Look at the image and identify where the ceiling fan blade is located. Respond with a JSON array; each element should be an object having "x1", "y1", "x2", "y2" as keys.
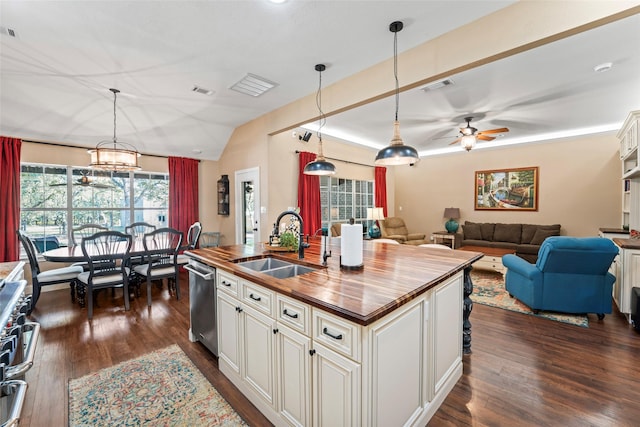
[
  {"x1": 477, "y1": 127, "x2": 509, "y2": 135},
  {"x1": 477, "y1": 135, "x2": 496, "y2": 141},
  {"x1": 448, "y1": 137, "x2": 463, "y2": 146}
]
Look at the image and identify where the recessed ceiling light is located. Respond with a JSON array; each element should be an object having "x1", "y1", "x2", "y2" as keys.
[
  {"x1": 268, "y1": 0, "x2": 287, "y2": 4},
  {"x1": 593, "y1": 62, "x2": 613, "y2": 73},
  {"x1": 192, "y1": 149, "x2": 202, "y2": 154}
]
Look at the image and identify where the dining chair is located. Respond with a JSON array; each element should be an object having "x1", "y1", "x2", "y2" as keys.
[
  {"x1": 17, "y1": 230, "x2": 84, "y2": 311},
  {"x1": 76, "y1": 231, "x2": 133, "y2": 320},
  {"x1": 132, "y1": 228, "x2": 183, "y2": 307},
  {"x1": 125, "y1": 222, "x2": 156, "y2": 240},
  {"x1": 71, "y1": 223, "x2": 109, "y2": 245},
  {"x1": 70, "y1": 224, "x2": 110, "y2": 271},
  {"x1": 177, "y1": 221, "x2": 202, "y2": 265},
  {"x1": 125, "y1": 222, "x2": 157, "y2": 267}
]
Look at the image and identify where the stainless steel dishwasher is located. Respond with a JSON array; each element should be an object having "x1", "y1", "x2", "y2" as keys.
[{"x1": 185, "y1": 258, "x2": 218, "y2": 356}]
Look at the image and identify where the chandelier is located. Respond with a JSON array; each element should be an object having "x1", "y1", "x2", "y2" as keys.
[{"x1": 88, "y1": 88, "x2": 141, "y2": 171}]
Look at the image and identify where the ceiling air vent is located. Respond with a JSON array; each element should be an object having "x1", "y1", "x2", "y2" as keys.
[
  {"x1": 0, "y1": 27, "x2": 17, "y2": 38},
  {"x1": 192, "y1": 85, "x2": 213, "y2": 96},
  {"x1": 420, "y1": 78, "x2": 454, "y2": 92},
  {"x1": 230, "y1": 73, "x2": 278, "y2": 97}
]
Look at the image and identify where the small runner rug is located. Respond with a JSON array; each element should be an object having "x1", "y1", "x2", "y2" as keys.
[
  {"x1": 470, "y1": 270, "x2": 589, "y2": 328},
  {"x1": 68, "y1": 344, "x2": 247, "y2": 427}
]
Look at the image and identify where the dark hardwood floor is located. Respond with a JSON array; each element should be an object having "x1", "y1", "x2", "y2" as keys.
[{"x1": 19, "y1": 273, "x2": 640, "y2": 427}]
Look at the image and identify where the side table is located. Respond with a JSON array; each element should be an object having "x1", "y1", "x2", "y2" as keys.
[{"x1": 431, "y1": 231, "x2": 460, "y2": 248}]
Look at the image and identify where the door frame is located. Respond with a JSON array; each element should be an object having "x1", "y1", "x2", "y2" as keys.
[{"x1": 234, "y1": 167, "x2": 260, "y2": 245}]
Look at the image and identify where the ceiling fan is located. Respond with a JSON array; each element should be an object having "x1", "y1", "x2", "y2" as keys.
[
  {"x1": 49, "y1": 172, "x2": 113, "y2": 189},
  {"x1": 449, "y1": 117, "x2": 509, "y2": 151}
]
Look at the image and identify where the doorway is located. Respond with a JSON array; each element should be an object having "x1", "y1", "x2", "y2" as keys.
[{"x1": 234, "y1": 167, "x2": 260, "y2": 245}]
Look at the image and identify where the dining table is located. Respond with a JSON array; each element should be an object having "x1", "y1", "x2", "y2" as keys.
[{"x1": 41, "y1": 240, "x2": 148, "y2": 263}]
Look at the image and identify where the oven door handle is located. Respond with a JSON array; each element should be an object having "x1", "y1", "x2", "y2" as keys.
[
  {"x1": 184, "y1": 264, "x2": 215, "y2": 280},
  {"x1": 6, "y1": 322, "x2": 40, "y2": 380},
  {"x1": 1, "y1": 379, "x2": 27, "y2": 427}
]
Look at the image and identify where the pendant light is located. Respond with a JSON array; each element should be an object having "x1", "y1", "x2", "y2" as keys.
[
  {"x1": 88, "y1": 88, "x2": 141, "y2": 171},
  {"x1": 303, "y1": 64, "x2": 336, "y2": 176},
  {"x1": 375, "y1": 21, "x2": 419, "y2": 166}
]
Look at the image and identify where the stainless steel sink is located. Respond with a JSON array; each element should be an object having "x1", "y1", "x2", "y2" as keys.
[
  {"x1": 261, "y1": 264, "x2": 317, "y2": 279},
  {"x1": 236, "y1": 257, "x2": 317, "y2": 278},
  {"x1": 236, "y1": 257, "x2": 293, "y2": 271}
]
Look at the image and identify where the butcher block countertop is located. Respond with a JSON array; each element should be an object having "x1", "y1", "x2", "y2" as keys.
[
  {"x1": 613, "y1": 237, "x2": 640, "y2": 249},
  {"x1": 186, "y1": 238, "x2": 482, "y2": 326}
]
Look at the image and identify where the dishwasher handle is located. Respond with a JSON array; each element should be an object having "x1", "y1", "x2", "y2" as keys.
[{"x1": 184, "y1": 264, "x2": 215, "y2": 280}]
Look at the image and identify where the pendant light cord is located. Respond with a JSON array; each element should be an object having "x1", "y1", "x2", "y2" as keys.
[
  {"x1": 394, "y1": 29, "x2": 399, "y2": 122},
  {"x1": 315, "y1": 64, "x2": 326, "y2": 158},
  {"x1": 111, "y1": 88, "x2": 120, "y2": 148}
]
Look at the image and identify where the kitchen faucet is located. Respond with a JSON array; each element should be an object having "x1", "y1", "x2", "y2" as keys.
[{"x1": 275, "y1": 210, "x2": 309, "y2": 259}]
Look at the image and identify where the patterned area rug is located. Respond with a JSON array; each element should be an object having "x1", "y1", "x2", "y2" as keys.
[
  {"x1": 68, "y1": 345, "x2": 247, "y2": 427},
  {"x1": 470, "y1": 270, "x2": 589, "y2": 328}
]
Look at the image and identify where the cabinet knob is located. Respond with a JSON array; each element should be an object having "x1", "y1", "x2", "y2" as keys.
[
  {"x1": 309, "y1": 349, "x2": 316, "y2": 356},
  {"x1": 273, "y1": 328, "x2": 279, "y2": 334}
]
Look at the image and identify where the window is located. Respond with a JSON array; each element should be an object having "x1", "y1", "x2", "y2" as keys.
[
  {"x1": 20, "y1": 164, "x2": 168, "y2": 249},
  {"x1": 319, "y1": 176, "x2": 374, "y2": 231}
]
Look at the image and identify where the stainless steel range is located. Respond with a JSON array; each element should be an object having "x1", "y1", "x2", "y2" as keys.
[{"x1": 0, "y1": 279, "x2": 39, "y2": 427}]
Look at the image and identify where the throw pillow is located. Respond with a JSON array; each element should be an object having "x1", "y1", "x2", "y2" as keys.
[
  {"x1": 493, "y1": 223, "x2": 522, "y2": 244},
  {"x1": 463, "y1": 222, "x2": 482, "y2": 240},
  {"x1": 530, "y1": 228, "x2": 560, "y2": 245}
]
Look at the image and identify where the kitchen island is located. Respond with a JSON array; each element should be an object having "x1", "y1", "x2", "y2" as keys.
[{"x1": 186, "y1": 239, "x2": 481, "y2": 427}]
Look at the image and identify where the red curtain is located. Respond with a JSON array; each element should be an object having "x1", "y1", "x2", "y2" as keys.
[
  {"x1": 375, "y1": 166, "x2": 388, "y2": 217},
  {"x1": 298, "y1": 151, "x2": 321, "y2": 236},
  {"x1": 168, "y1": 157, "x2": 199, "y2": 243},
  {"x1": 0, "y1": 137, "x2": 22, "y2": 262}
]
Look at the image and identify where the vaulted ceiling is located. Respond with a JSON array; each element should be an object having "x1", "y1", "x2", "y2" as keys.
[{"x1": 1, "y1": 1, "x2": 638, "y2": 161}]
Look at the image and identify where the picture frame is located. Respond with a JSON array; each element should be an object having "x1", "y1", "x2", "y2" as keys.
[{"x1": 475, "y1": 166, "x2": 538, "y2": 211}]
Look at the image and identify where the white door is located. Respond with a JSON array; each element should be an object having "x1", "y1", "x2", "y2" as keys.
[{"x1": 235, "y1": 167, "x2": 260, "y2": 245}]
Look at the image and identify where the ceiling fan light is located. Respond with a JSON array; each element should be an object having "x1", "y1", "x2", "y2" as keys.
[{"x1": 461, "y1": 135, "x2": 477, "y2": 151}]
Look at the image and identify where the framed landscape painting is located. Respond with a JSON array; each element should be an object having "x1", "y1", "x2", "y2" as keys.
[{"x1": 475, "y1": 167, "x2": 538, "y2": 211}]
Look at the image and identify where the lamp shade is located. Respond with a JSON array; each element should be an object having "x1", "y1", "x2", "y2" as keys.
[
  {"x1": 443, "y1": 207, "x2": 460, "y2": 219},
  {"x1": 367, "y1": 207, "x2": 385, "y2": 220}
]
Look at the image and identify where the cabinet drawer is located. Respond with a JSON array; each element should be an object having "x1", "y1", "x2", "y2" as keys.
[
  {"x1": 277, "y1": 295, "x2": 311, "y2": 335},
  {"x1": 312, "y1": 309, "x2": 360, "y2": 362},
  {"x1": 217, "y1": 270, "x2": 238, "y2": 297},
  {"x1": 240, "y1": 280, "x2": 275, "y2": 316}
]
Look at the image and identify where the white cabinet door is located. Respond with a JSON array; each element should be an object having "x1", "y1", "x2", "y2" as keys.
[
  {"x1": 276, "y1": 323, "x2": 311, "y2": 427},
  {"x1": 312, "y1": 342, "x2": 361, "y2": 427},
  {"x1": 217, "y1": 291, "x2": 241, "y2": 375},
  {"x1": 242, "y1": 304, "x2": 276, "y2": 408},
  {"x1": 368, "y1": 297, "x2": 424, "y2": 427},
  {"x1": 432, "y1": 275, "x2": 463, "y2": 395}
]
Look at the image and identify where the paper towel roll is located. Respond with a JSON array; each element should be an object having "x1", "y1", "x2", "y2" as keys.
[{"x1": 341, "y1": 224, "x2": 363, "y2": 267}]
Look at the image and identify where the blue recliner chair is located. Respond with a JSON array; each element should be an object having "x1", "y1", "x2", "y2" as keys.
[{"x1": 502, "y1": 236, "x2": 618, "y2": 319}]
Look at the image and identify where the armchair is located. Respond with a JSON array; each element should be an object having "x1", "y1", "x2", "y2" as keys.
[
  {"x1": 503, "y1": 236, "x2": 618, "y2": 319},
  {"x1": 378, "y1": 217, "x2": 427, "y2": 245}
]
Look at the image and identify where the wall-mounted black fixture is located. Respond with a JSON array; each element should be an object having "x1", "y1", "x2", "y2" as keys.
[
  {"x1": 217, "y1": 174, "x2": 229, "y2": 216},
  {"x1": 299, "y1": 131, "x2": 312, "y2": 142}
]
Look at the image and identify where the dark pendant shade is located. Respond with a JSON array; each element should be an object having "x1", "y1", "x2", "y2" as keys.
[{"x1": 303, "y1": 157, "x2": 336, "y2": 175}]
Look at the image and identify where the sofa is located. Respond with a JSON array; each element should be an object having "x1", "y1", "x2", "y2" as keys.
[
  {"x1": 461, "y1": 221, "x2": 561, "y2": 262},
  {"x1": 379, "y1": 217, "x2": 427, "y2": 245},
  {"x1": 502, "y1": 236, "x2": 618, "y2": 319}
]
